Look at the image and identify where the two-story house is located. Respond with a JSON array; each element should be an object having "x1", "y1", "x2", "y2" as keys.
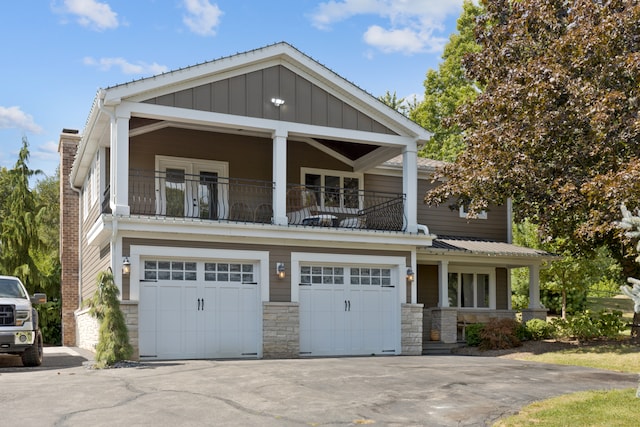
[{"x1": 59, "y1": 42, "x2": 551, "y2": 360}]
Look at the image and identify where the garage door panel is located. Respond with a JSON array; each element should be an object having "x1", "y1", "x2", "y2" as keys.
[
  {"x1": 139, "y1": 259, "x2": 260, "y2": 360},
  {"x1": 299, "y1": 265, "x2": 398, "y2": 357}
]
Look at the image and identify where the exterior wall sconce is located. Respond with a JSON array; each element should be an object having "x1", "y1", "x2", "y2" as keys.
[
  {"x1": 271, "y1": 98, "x2": 285, "y2": 107},
  {"x1": 406, "y1": 267, "x2": 414, "y2": 282},
  {"x1": 276, "y1": 262, "x2": 286, "y2": 279},
  {"x1": 122, "y1": 257, "x2": 131, "y2": 276}
]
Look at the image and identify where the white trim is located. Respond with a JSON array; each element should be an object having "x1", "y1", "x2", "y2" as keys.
[
  {"x1": 459, "y1": 206, "x2": 488, "y2": 220},
  {"x1": 300, "y1": 167, "x2": 364, "y2": 210},
  {"x1": 129, "y1": 245, "x2": 269, "y2": 303},
  {"x1": 155, "y1": 155, "x2": 229, "y2": 219},
  {"x1": 290, "y1": 252, "x2": 406, "y2": 303},
  {"x1": 447, "y1": 266, "x2": 496, "y2": 309}
]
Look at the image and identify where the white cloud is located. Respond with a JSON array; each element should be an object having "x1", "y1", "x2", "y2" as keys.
[
  {"x1": 83, "y1": 57, "x2": 169, "y2": 75},
  {"x1": 32, "y1": 141, "x2": 60, "y2": 162},
  {"x1": 310, "y1": 0, "x2": 463, "y2": 55},
  {"x1": 182, "y1": 0, "x2": 223, "y2": 36},
  {"x1": 63, "y1": 0, "x2": 119, "y2": 31},
  {"x1": 0, "y1": 106, "x2": 43, "y2": 134}
]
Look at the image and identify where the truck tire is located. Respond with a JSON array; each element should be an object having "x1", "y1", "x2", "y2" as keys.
[{"x1": 21, "y1": 330, "x2": 43, "y2": 367}]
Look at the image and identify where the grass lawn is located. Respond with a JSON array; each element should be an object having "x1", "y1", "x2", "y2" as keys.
[{"x1": 494, "y1": 295, "x2": 639, "y2": 426}]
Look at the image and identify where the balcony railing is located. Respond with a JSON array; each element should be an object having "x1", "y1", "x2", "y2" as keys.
[{"x1": 102, "y1": 170, "x2": 405, "y2": 231}]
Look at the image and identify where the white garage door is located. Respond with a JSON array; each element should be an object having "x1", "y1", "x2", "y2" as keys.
[
  {"x1": 139, "y1": 260, "x2": 260, "y2": 360},
  {"x1": 299, "y1": 265, "x2": 398, "y2": 356}
]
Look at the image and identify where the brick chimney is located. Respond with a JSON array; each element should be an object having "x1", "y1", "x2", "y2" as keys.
[{"x1": 59, "y1": 129, "x2": 81, "y2": 346}]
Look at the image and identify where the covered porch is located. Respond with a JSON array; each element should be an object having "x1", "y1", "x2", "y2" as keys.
[{"x1": 416, "y1": 237, "x2": 555, "y2": 345}]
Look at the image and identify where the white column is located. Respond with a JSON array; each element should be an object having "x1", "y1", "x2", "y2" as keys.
[
  {"x1": 402, "y1": 141, "x2": 418, "y2": 234},
  {"x1": 410, "y1": 250, "x2": 417, "y2": 304},
  {"x1": 506, "y1": 268, "x2": 513, "y2": 310},
  {"x1": 272, "y1": 128, "x2": 288, "y2": 225},
  {"x1": 438, "y1": 260, "x2": 449, "y2": 307},
  {"x1": 528, "y1": 264, "x2": 541, "y2": 309},
  {"x1": 110, "y1": 111, "x2": 130, "y2": 216}
]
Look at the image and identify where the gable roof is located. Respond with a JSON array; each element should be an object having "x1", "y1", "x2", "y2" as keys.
[{"x1": 72, "y1": 42, "x2": 431, "y2": 185}]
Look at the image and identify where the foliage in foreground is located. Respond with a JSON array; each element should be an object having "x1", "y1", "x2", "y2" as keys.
[
  {"x1": 495, "y1": 388, "x2": 639, "y2": 427},
  {"x1": 86, "y1": 270, "x2": 133, "y2": 368},
  {"x1": 425, "y1": 0, "x2": 640, "y2": 279},
  {"x1": 549, "y1": 310, "x2": 627, "y2": 341}
]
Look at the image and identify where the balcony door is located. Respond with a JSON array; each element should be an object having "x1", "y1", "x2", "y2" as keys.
[{"x1": 156, "y1": 156, "x2": 229, "y2": 219}]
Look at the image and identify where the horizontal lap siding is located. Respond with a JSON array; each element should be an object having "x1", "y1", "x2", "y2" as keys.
[
  {"x1": 122, "y1": 238, "x2": 409, "y2": 303},
  {"x1": 496, "y1": 268, "x2": 508, "y2": 310}
]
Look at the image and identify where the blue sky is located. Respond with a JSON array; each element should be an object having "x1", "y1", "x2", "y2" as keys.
[{"x1": 0, "y1": 0, "x2": 465, "y2": 180}]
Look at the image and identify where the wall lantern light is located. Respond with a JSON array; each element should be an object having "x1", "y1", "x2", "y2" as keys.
[
  {"x1": 406, "y1": 267, "x2": 414, "y2": 282},
  {"x1": 271, "y1": 98, "x2": 285, "y2": 107},
  {"x1": 276, "y1": 262, "x2": 286, "y2": 279},
  {"x1": 122, "y1": 257, "x2": 131, "y2": 276}
]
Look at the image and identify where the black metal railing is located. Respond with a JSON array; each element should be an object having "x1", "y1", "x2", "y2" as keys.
[
  {"x1": 101, "y1": 170, "x2": 405, "y2": 231},
  {"x1": 126, "y1": 170, "x2": 274, "y2": 222},
  {"x1": 285, "y1": 184, "x2": 406, "y2": 231}
]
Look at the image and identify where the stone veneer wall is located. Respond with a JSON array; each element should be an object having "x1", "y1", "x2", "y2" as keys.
[
  {"x1": 120, "y1": 301, "x2": 140, "y2": 359},
  {"x1": 401, "y1": 303, "x2": 424, "y2": 355},
  {"x1": 263, "y1": 302, "x2": 299, "y2": 359},
  {"x1": 75, "y1": 302, "x2": 140, "y2": 360},
  {"x1": 430, "y1": 308, "x2": 458, "y2": 344},
  {"x1": 75, "y1": 308, "x2": 99, "y2": 352}
]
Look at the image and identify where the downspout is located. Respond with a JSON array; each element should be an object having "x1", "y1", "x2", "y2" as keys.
[{"x1": 416, "y1": 224, "x2": 430, "y2": 235}]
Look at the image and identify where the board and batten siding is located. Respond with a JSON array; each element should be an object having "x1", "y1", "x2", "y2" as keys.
[{"x1": 142, "y1": 65, "x2": 396, "y2": 135}]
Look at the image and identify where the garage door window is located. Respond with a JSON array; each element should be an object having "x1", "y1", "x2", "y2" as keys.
[
  {"x1": 350, "y1": 268, "x2": 391, "y2": 286},
  {"x1": 300, "y1": 266, "x2": 344, "y2": 285},
  {"x1": 205, "y1": 263, "x2": 254, "y2": 283},
  {"x1": 144, "y1": 260, "x2": 197, "y2": 281}
]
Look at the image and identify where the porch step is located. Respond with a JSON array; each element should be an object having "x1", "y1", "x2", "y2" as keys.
[{"x1": 422, "y1": 341, "x2": 465, "y2": 355}]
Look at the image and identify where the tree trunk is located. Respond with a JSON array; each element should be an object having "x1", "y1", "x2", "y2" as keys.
[
  {"x1": 561, "y1": 290, "x2": 567, "y2": 320},
  {"x1": 632, "y1": 312, "x2": 640, "y2": 339}
]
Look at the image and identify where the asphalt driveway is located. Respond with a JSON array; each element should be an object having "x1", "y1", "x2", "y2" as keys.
[{"x1": 0, "y1": 347, "x2": 637, "y2": 426}]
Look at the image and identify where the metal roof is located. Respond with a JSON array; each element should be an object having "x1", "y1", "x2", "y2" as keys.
[{"x1": 423, "y1": 236, "x2": 555, "y2": 259}]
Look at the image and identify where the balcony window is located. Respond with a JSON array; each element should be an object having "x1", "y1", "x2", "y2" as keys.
[{"x1": 302, "y1": 168, "x2": 363, "y2": 209}]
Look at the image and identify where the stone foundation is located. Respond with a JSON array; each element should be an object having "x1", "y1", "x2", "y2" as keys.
[
  {"x1": 521, "y1": 308, "x2": 548, "y2": 323},
  {"x1": 263, "y1": 302, "x2": 299, "y2": 359},
  {"x1": 401, "y1": 304, "x2": 423, "y2": 355},
  {"x1": 75, "y1": 301, "x2": 140, "y2": 360},
  {"x1": 430, "y1": 308, "x2": 458, "y2": 344}
]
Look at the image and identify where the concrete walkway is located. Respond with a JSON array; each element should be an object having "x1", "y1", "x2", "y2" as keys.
[{"x1": 0, "y1": 347, "x2": 637, "y2": 426}]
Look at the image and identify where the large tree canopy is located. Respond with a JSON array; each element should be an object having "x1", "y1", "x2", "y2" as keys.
[
  {"x1": 425, "y1": 0, "x2": 640, "y2": 273},
  {"x1": 412, "y1": 0, "x2": 483, "y2": 161}
]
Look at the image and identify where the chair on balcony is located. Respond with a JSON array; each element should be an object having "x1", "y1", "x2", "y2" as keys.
[
  {"x1": 254, "y1": 203, "x2": 273, "y2": 224},
  {"x1": 229, "y1": 202, "x2": 252, "y2": 222},
  {"x1": 286, "y1": 186, "x2": 318, "y2": 225}
]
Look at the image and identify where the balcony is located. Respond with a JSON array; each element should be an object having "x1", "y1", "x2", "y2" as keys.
[{"x1": 102, "y1": 170, "x2": 406, "y2": 231}]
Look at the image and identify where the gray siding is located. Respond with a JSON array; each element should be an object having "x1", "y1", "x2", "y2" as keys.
[
  {"x1": 143, "y1": 65, "x2": 396, "y2": 135},
  {"x1": 366, "y1": 173, "x2": 510, "y2": 242}
]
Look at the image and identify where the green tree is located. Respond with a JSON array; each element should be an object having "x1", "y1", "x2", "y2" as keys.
[
  {"x1": 0, "y1": 137, "x2": 49, "y2": 294},
  {"x1": 425, "y1": 0, "x2": 640, "y2": 278},
  {"x1": 87, "y1": 270, "x2": 134, "y2": 368},
  {"x1": 378, "y1": 90, "x2": 407, "y2": 116},
  {"x1": 412, "y1": 0, "x2": 483, "y2": 161}
]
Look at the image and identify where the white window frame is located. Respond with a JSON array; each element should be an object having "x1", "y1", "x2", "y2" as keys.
[
  {"x1": 300, "y1": 167, "x2": 364, "y2": 210},
  {"x1": 155, "y1": 155, "x2": 229, "y2": 219},
  {"x1": 448, "y1": 267, "x2": 496, "y2": 309},
  {"x1": 459, "y1": 206, "x2": 488, "y2": 220}
]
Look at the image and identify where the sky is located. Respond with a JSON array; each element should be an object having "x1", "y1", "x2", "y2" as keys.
[{"x1": 0, "y1": 0, "x2": 466, "y2": 181}]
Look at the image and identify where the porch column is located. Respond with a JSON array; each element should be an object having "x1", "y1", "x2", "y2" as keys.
[
  {"x1": 528, "y1": 263, "x2": 541, "y2": 309},
  {"x1": 110, "y1": 110, "x2": 130, "y2": 216},
  {"x1": 438, "y1": 260, "x2": 449, "y2": 307},
  {"x1": 402, "y1": 142, "x2": 418, "y2": 234},
  {"x1": 272, "y1": 129, "x2": 288, "y2": 226}
]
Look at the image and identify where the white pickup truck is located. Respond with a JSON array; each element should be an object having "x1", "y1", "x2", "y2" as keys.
[{"x1": 0, "y1": 275, "x2": 46, "y2": 366}]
